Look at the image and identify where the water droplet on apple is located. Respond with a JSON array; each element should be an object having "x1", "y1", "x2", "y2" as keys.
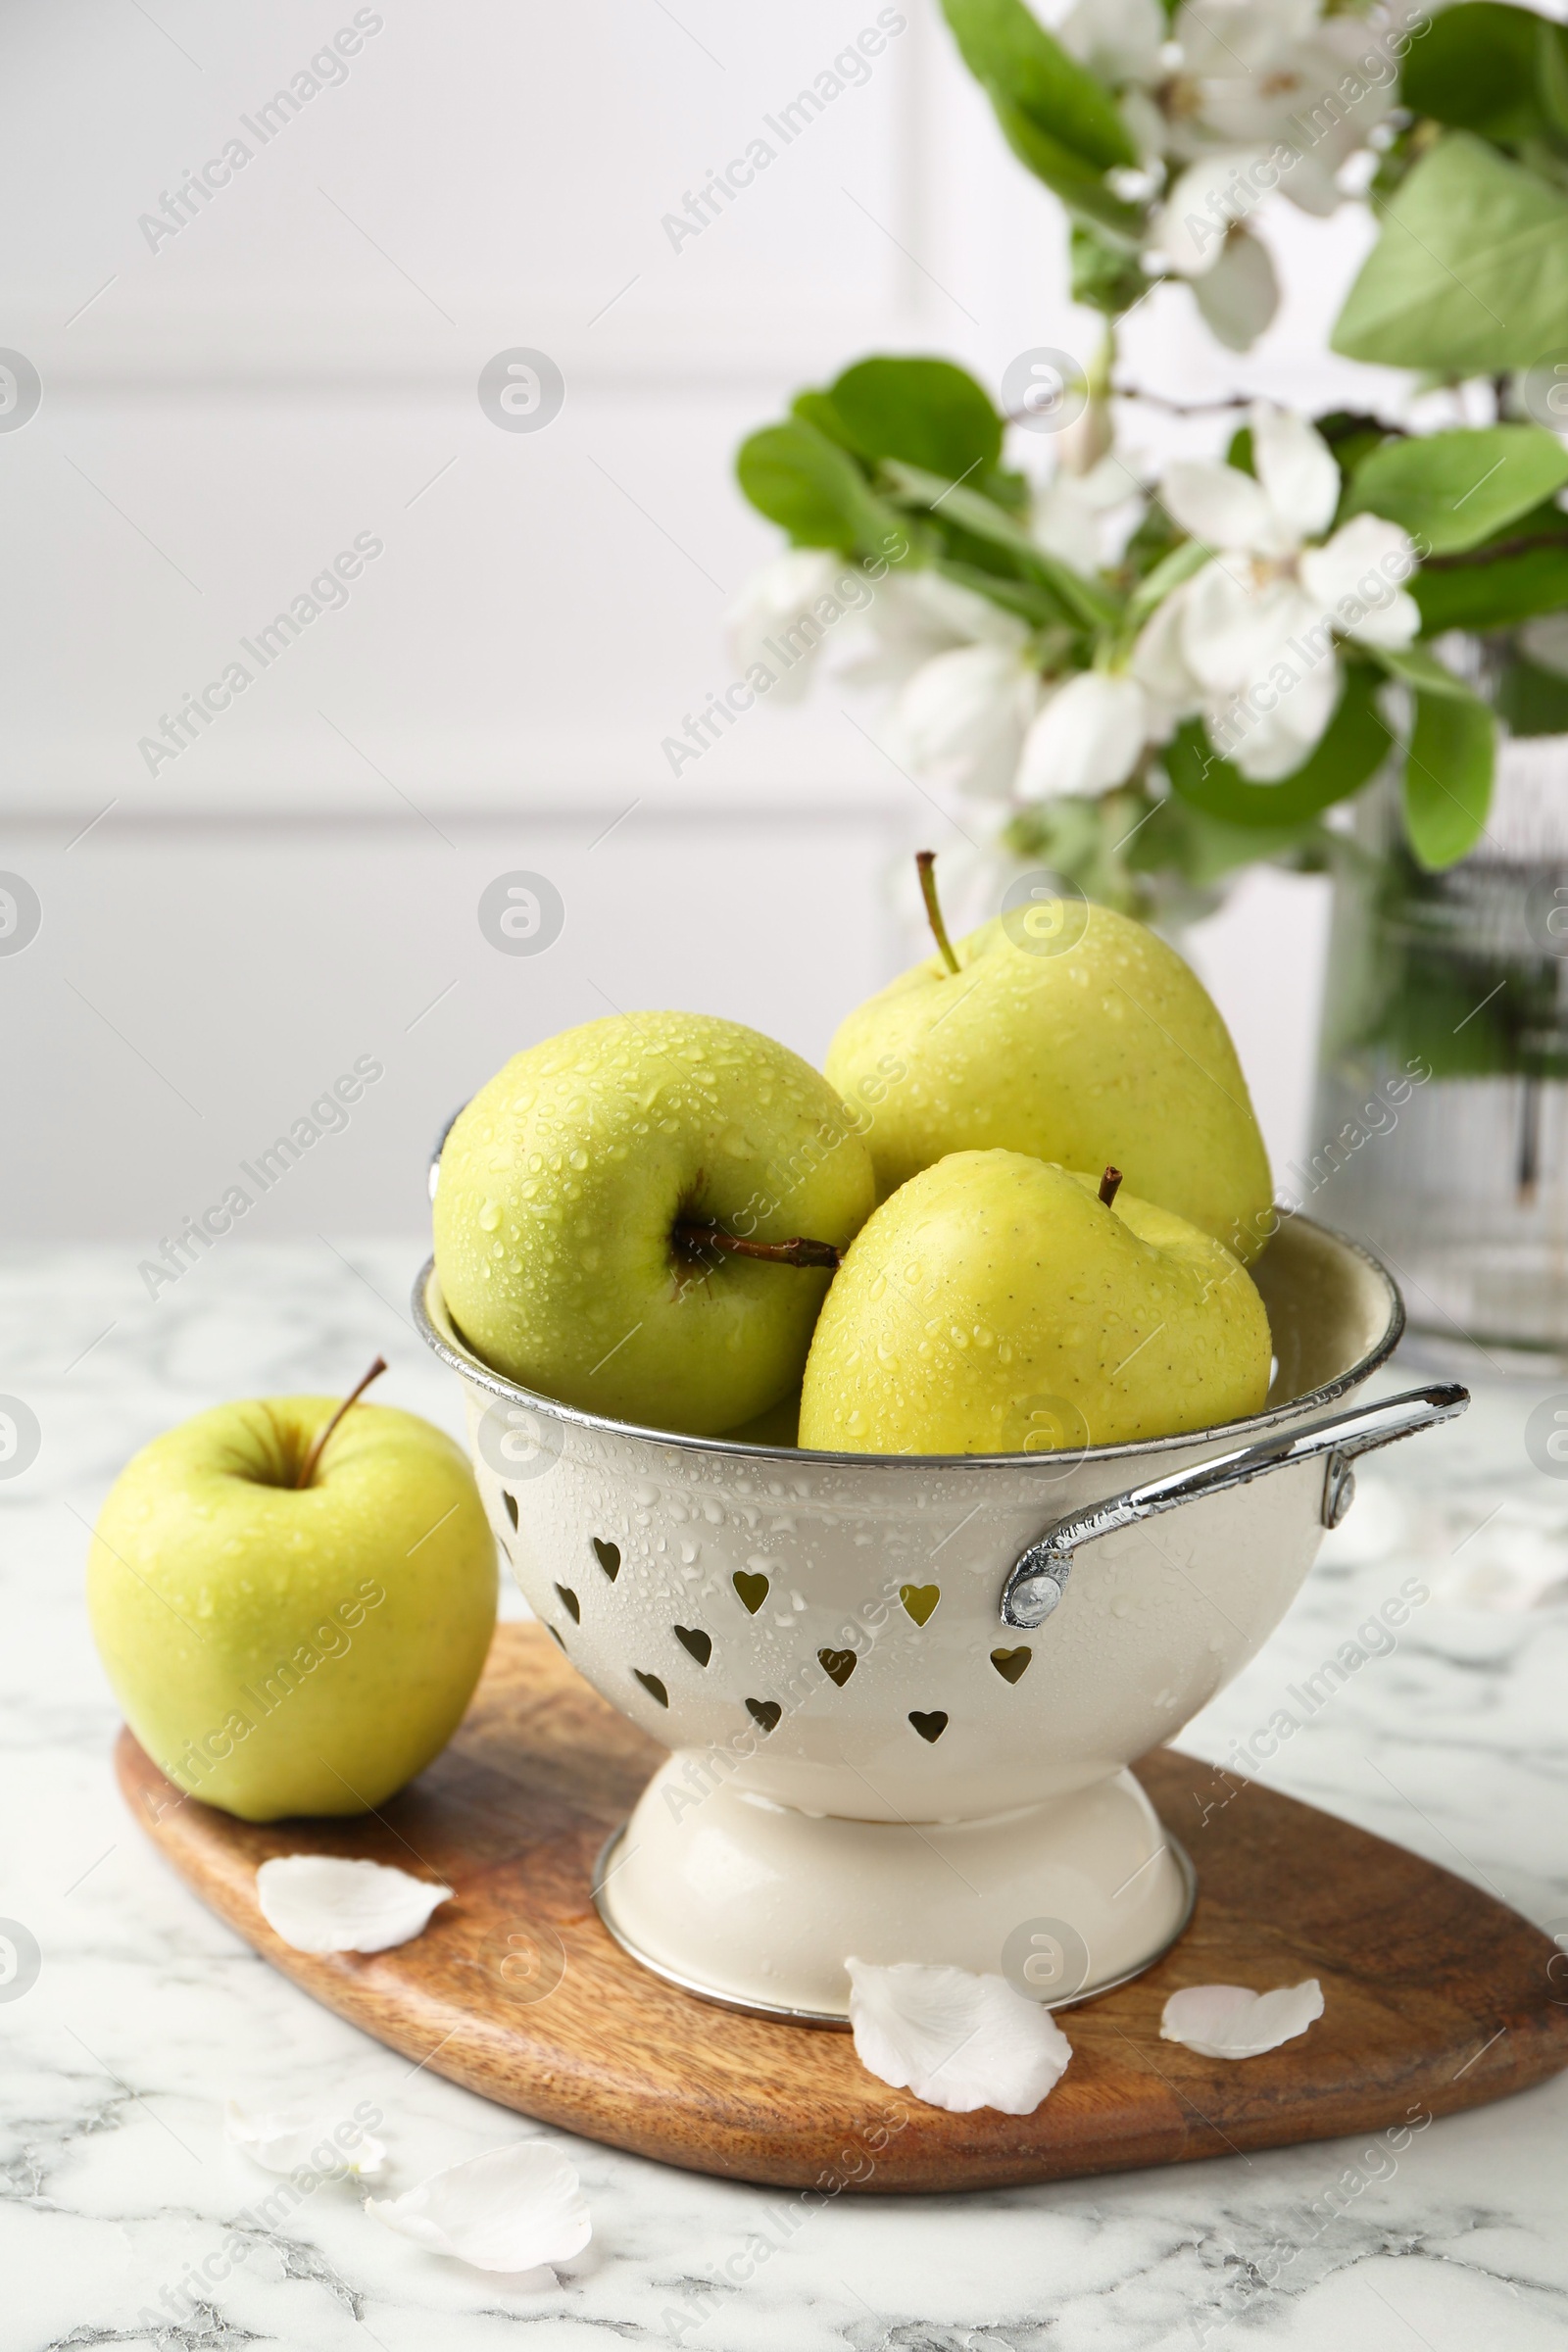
[{"x1": 478, "y1": 1200, "x2": 501, "y2": 1232}]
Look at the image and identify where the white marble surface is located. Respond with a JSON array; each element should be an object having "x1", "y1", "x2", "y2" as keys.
[{"x1": 4, "y1": 1242, "x2": 1567, "y2": 2352}]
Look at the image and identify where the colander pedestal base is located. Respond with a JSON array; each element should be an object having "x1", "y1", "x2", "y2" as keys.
[{"x1": 594, "y1": 1754, "x2": 1195, "y2": 2023}]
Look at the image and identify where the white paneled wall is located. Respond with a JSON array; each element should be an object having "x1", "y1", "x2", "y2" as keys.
[{"x1": 1, "y1": 0, "x2": 1378, "y2": 1239}]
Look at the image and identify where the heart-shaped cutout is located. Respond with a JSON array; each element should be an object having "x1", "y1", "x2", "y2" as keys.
[
  {"x1": 633, "y1": 1669, "x2": 668, "y2": 1708},
  {"x1": 818, "y1": 1646, "x2": 857, "y2": 1689},
  {"x1": 547, "y1": 1625, "x2": 566, "y2": 1650},
  {"x1": 674, "y1": 1625, "x2": 711, "y2": 1667},
  {"x1": 745, "y1": 1697, "x2": 782, "y2": 1734},
  {"x1": 592, "y1": 1538, "x2": 620, "y2": 1581},
  {"x1": 908, "y1": 1709, "x2": 948, "y2": 1743},
  {"x1": 555, "y1": 1584, "x2": 580, "y2": 1624},
  {"x1": 990, "y1": 1645, "x2": 1032, "y2": 1684},
  {"x1": 503, "y1": 1493, "x2": 518, "y2": 1531},
  {"x1": 900, "y1": 1583, "x2": 940, "y2": 1626},
  {"x1": 732, "y1": 1569, "x2": 769, "y2": 1615}
]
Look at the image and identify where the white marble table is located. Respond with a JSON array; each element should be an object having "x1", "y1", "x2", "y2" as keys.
[{"x1": 4, "y1": 1243, "x2": 1567, "y2": 2351}]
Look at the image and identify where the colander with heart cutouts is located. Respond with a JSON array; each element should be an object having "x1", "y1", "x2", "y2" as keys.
[{"x1": 415, "y1": 1213, "x2": 1464, "y2": 2024}]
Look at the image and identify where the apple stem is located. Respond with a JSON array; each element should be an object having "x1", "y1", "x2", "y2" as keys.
[
  {"x1": 915, "y1": 851, "x2": 960, "y2": 977},
  {"x1": 1099, "y1": 1165, "x2": 1124, "y2": 1208},
  {"x1": 673, "y1": 1223, "x2": 842, "y2": 1271},
  {"x1": 296, "y1": 1355, "x2": 388, "y2": 1489}
]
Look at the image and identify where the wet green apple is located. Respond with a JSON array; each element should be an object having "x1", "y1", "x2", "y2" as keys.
[
  {"x1": 799, "y1": 1151, "x2": 1272, "y2": 1454},
  {"x1": 88, "y1": 1394, "x2": 496, "y2": 1821},
  {"x1": 824, "y1": 868, "x2": 1273, "y2": 1262},
  {"x1": 433, "y1": 1011, "x2": 874, "y2": 1436}
]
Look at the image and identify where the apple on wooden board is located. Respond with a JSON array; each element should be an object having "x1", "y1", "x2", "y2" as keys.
[
  {"x1": 87, "y1": 1365, "x2": 497, "y2": 1821},
  {"x1": 432, "y1": 1010, "x2": 875, "y2": 1437},
  {"x1": 798, "y1": 1152, "x2": 1272, "y2": 1455},
  {"x1": 824, "y1": 857, "x2": 1274, "y2": 1263}
]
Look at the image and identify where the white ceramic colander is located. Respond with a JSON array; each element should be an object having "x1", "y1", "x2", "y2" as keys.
[{"x1": 415, "y1": 1214, "x2": 1464, "y2": 2022}]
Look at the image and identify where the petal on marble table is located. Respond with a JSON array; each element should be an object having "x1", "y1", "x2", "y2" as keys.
[
  {"x1": 223, "y1": 2097, "x2": 385, "y2": 2176},
  {"x1": 366, "y1": 2141, "x2": 591, "y2": 2273}
]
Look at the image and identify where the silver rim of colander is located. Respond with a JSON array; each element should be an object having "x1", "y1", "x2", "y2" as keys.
[{"x1": 411, "y1": 1213, "x2": 1405, "y2": 1471}]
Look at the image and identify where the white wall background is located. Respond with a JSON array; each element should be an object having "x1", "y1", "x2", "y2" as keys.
[{"x1": 0, "y1": 0, "x2": 1401, "y2": 1248}]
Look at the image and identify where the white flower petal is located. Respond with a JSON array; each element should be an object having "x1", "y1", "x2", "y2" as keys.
[
  {"x1": 366, "y1": 2142, "x2": 590, "y2": 2274},
  {"x1": 1207, "y1": 652, "x2": 1343, "y2": 781},
  {"x1": 1160, "y1": 462, "x2": 1282, "y2": 557},
  {"x1": 840, "y1": 567, "x2": 1026, "y2": 692},
  {"x1": 1160, "y1": 1979, "x2": 1324, "y2": 2058},
  {"x1": 891, "y1": 642, "x2": 1038, "y2": 799},
  {"x1": 1032, "y1": 477, "x2": 1103, "y2": 573},
  {"x1": 1058, "y1": 0, "x2": 1165, "y2": 84},
  {"x1": 1193, "y1": 231, "x2": 1279, "y2": 353},
  {"x1": 1017, "y1": 672, "x2": 1151, "y2": 800},
  {"x1": 1252, "y1": 406, "x2": 1340, "y2": 544},
  {"x1": 724, "y1": 551, "x2": 841, "y2": 702},
  {"x1": 1152, "y1": 155, "x2": 1265, "y2": 278},
  {"x1": 1299, "y1": 514, "x2": 1420, "y2": 650},
  {"x1": 1132, "y1": 585, "x2": 1204, "y2": 710},
  {"x1": 256, "y1": 1856, "x2": 453, "y2": 1956},
  {"x1": 224, "y1": 2099, "x2": 385, "y2": 2178},
  {"x1": 846, "y1": 1956, "x2": 1073, "y2": 2115},
  {"x1": 1275, "y1": 145, "x2": 1346, "y2": 219},
  {"x1": 1175, "y1": 0, "x2": 1318, "y2": 79},
  {"x1": 1180, "y1": 564, "x2": 1315, "y2": 694}
]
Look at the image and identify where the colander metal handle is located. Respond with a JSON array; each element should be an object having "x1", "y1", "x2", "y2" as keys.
[{"x1": 998, "y1": 1382, "x2": 1468, "y2": 1631}]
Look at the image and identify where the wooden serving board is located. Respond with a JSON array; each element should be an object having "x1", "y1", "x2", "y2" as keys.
[{"x1": 116, "y1": 1624, "x2": 1568, "y2": 2193}]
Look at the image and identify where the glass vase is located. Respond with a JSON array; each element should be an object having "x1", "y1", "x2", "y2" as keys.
[{"x1": 1308, "y1": 706, "x2": 1568, "y2": 1371}]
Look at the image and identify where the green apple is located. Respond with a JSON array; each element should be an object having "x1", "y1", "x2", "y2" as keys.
[
  {"x1": 798, "y1": 1151, "x2": 1272, "y2": 1454},
  {"x1": 824, "y1": 874, "x2": 1273, "y2": 1261},
  {"x1": 88, "y1": 1394, "x2": 496, "y2": 1821},
  {"x1": 718, "y1": 1389, "x2": 801, "y2": 1446},
  {"x1": 433, "y1": 1011, "x2": 875, "y2": 1436}
]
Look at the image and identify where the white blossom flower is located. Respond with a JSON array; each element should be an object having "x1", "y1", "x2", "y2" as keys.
[
  {"x1": 1033, "y1": 453, "x2": 1141, "y2": 573},
  {"x1": 1192, "y1": 230, "x2": 1281, "y2": 352},
  {"x1": 1016, "y1": 670, "x2": 1154, "y2": 800},
  {"x1": 890, "y1": 635, "x2": 1040, "y2": 799},
  {"x1": 1164, "y1": 0, "x2": 1395, "y2": 213},
  {"x1": 1057, "y1": 0, "x2": 1165, "y2": 92},
  {"x1": 1134, "y1": 405, "x2": 1418, "y2": 779},
  {"x1": 841, "y1": 565, "x2": 1034, "y2": 691},
  {"x1": 725, "y1": 551, "x2": 860, "y2": 704}
]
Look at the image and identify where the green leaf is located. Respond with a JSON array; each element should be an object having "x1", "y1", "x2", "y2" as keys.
[
  {"x1": 1369, "y1": 643, "x2": 1480, "y2": 699},
  {"x1": 939, "y1": 0, "x2": 1137, "y2": 170},
  {"x1": 734, "y1": 419, "x2": 904, "y2": 557},
  {"x1": 1404, "y1": 693, "x2": 1494, "y2": 867},
  {"x1": 1162, "y1": 666, "x2": 1392, "y2": 829},
  {"x1": 1411, "y1": 509, "x2": 1568, "y2": 632},
  {"x1": 1070, "y1": 221, "x2": 1151, "y2": 314},
  {"x1": 1540, "y1": 18, "x2": 1568, "y2": 142},
  {"x1": 1400, "y1": 3, "x2": 1551, "y2": 145},
  {"x1": 989, "y1": 98, "x2": 1148, "y2": 241},
  {"x1": 789, "y1": 388, "x2": 858, "y2": 451},
  {"x1": 826, "y1": 357, "x2": 1003, "y2": 481},
  {"x1": 1332, "y1": 133, "x2": 1568, "y2": 373},
  {"x1": 1495, "y1": 653, "x2": 1568, "y2": 734},
  {"x1": 1345, "y1": 425, "x2": 1568, "y2": 552},
  {"x1": 880, "y1": 457, "x2": 1124, "y2": 629},
  {"x1": 1124, "y1": 537, "x2": 1209, "y2": 626},
  {"x1": 930, "y1": 557, "x2": 1067, "y2": 628}
]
